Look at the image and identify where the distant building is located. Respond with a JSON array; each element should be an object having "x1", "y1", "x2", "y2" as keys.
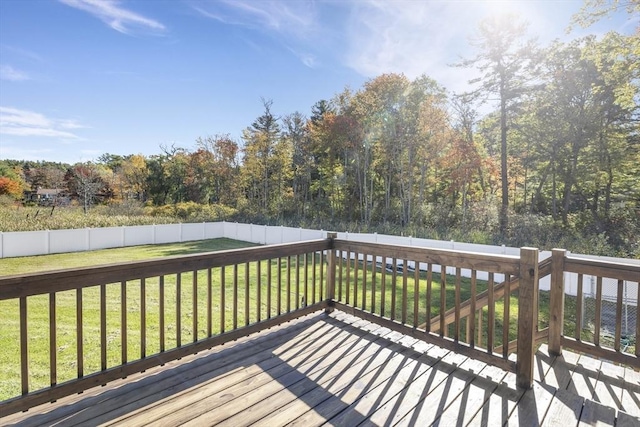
[{"x1": 28, "y1": 188, "x2": 70, "y2": 206}]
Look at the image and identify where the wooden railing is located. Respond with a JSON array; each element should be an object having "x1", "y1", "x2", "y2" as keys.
[
  {"x1": 548, "y1": 248, "x2": 639, "y2": 367},
  {"x1": 328, "y1": 239, "x2": 541, "y2": 388},
  {"x1": 0, "y1": 238, "x2": 333, "y2": 415},
  {"x1": 1, "y1": 234, "x2": 637, "y2": 417}
]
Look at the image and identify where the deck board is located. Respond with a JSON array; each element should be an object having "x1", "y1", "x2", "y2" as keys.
[{"x1": 2, "y1": 310, "x2": 638, "y2": 427}]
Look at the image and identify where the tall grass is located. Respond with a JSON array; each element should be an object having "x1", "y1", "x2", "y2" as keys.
[{"x1": 0, "y1": 205, "x2": 176, "y2": 232}]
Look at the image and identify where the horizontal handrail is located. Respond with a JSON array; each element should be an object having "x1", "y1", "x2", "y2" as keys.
[
  {"x1": 333, "y1": 240, "x2": 521, "y2": 276},
  {"x1": 0, "y1": 239, "x2": 331, "y2": 300},
  {"x1": 564, "y1": 255, "x2": 640, "y2": 282}
]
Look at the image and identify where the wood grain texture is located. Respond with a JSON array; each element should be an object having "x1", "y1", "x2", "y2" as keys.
[{"x1": 2, "y1": 310, "x2": 633, "y2": 427}]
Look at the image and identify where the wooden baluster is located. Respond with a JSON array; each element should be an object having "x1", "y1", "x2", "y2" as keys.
[
  {"x1": 440, "y1": 266, "x2": 447, "y2": 338},
  {"x1": 477, "y1": 308, "x2": 483, "y2": 348},
  {"x1": 287, "y1": 256, "x2": 291, "y2": 313},
  {"x1": 391, "y1": 258, "x2": 397, "y2": 321},
  {"x1": 50, "y1": 292, "x2": 57, "y2": 386},
  {"x1": 257, "y1": 262, "x2": 262, "y2": 321},
  {"x1": 121, "y1": 281, "x2": 127, "y2": 363},
  {"x1": 295, "y1": 255, "x2": 300, "y2": 310},
  {"x1": 159, "y1": 276, "x2": 165, "y2": 352},
  {"x1": 267, "y1": 260, "x2": 272, "y2": 319},
  {"x1": 426, "y1": 263, "x2": 432, "y2": 333},
  {"x1": 176, "y1": 274, "x2": 182, "y2": 347},
  {"x1": 192, "y1": 271, "x2": 198, "y2": 342},
  {"x1": 380, "y1": 257, "x2": 386, "y2": 317},
  {"x1": 319, "y1": 251, "x2": 324, "y2": 300},
  {"x1": 362, "y1": 253, "x2": 368, "y2": 311},
  {"x1": 502, "y1": 275, "x2": 510, "y2": 358},
  {"x1": 594, "y1": 276, "x2": 602, "y2": 347},
  {"x1": 312, "y1": 252, "x2": 317, "y2": 304},
  {"x1": 233, "y1": 265, "x2": 238, "y2": 329},
  {"x1": 576, "y1": 273, "x2": 583, "y2": 341},
  {"x1": 141, "y1": 278, "x2": 146, "y2": 357},
  {"x1": 487, "y1": 272, "x2": 495, "y2": 353},
  {"x1": 20, "y1": 296, "x2": 28, "y2": 394},
  {"x1": 338, "y1": 251, "x2": 343, "y2": 302},
  {"x1": 245, "y1": 262, "x2": 250, "y2": 326},
  {"x1": 303, "y1": 254, "x2": 312, "y2": 306},
  {"x1": 277, "y1": 258, "x2": 282, "y2": 315},
  {"x1": 469, "y1": 270, "x2": 477, "y2": 348},
  {"x1": 400, "y1": 259, "x2": 409, "y2": 325},
  {"x1": 77, "y1": 289, "x2": 83, "y2": 378},
  {"x1": 345, "y1": 252, "x2": 351, "y2": 305},
  {"x1": 220, "y1": 267, "x2": 226, "y2": 333},
  {"x1": 100, "y1": 283, "x2": 107, "y2": 369},
  {"x1": 372, "y1": 254, "x2": 377, "y2": 315},
  {"x1": 413, "y1": 261, "x2": 419, "y2": 328},
  {"x1": 207, "y1": 268, "x2": 212, "y2": 337},
  {"x1": 455, "y1": 267, "x2": 461, "y2": 342},
  {"x1": 615, "y1": 279, "x2": 623, "y2": 352},
  {"x1": 353, "y1": 252, "x2": 359, "y2": 310},
  {"x1": 401, "y1": 260, "x2": 408, "y2": 325},
  {"x1": 575, "y1": 273, "x2": 584, "y2": 341}
]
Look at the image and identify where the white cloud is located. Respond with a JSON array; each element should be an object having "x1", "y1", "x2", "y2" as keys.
[
  {"x1": 194, "y1": 0, "x2": 321, "y2": 67},
  {"x1": 0, "y1": 65, "x2": 30, "y2": 81},
  {"x1": 195, "y1": 0, "x2": 318, "y2": 39},
  {"x1": 0, "y1": 107, "x2": 85, "y2": 140},
  {"x1": 59, "y1": 0, "x2": 165, "y2": 34}
]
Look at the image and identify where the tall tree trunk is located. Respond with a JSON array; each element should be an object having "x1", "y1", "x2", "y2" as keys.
[{"x1": 499, "y1": 80, "x2": 509, "y2": 237}]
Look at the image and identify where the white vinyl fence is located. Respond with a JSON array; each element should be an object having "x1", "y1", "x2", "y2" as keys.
[{"x1": 0, "y1": 222, "x2": 637, "y2": 310}]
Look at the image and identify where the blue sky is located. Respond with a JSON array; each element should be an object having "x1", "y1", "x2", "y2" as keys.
[{"x1": 0, "y1": 0, "x2": 636, "y2": 164}]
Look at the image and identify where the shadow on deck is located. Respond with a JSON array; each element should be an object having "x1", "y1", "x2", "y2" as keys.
[{"x1": 2, "y1": 310, "x2": 639, "y2": 427}]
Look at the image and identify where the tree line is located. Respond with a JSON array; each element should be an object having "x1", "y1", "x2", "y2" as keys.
[{"x1": 1, "y1": 13, "x2": 638, "y2": 256}]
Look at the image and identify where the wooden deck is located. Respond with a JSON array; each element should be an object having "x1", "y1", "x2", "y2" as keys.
[{"x1": 2, "y1": 310, "x2": 639, "y2": 427}]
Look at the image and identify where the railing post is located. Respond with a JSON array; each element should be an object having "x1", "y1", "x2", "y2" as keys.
[
  {"x1": 517, "y1": 247, "x2": 539, "y2": 389},
  {"x1": 325, "y1": 232, "x2": 337, "y2": 313},
  {"x1": 549, "y1": 248, "x2": 566, "y2": 356}
]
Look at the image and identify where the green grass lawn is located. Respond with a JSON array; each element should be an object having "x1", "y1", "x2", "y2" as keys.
[{"x1": 0, "y1": 238, "x2": 255, "y2": 276}]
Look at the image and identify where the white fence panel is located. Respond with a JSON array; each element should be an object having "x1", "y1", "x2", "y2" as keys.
[
  {"x1": 181, "y1": 223, "x2": 205, "y2": 242},
  {"x1": 300, "y1": 228, "x2": 324, "y2": 241},
  {"x1": 90, "y1": 227, "x2": 124, "y2": 250},
  {"x1": 2, "y1": 230, "x2": 48, "y2": 258},
  {"x1": 49, "y1": 229, "x2": 88, "y2": 254},
  {"x1": 205, "y1": 222, "x2": 223, "y2": 239},
  {"x1": 376, "y1": 234, "x2": 407, "y2": 246},
  {"x1": 265, "y1": 226, "x2": 282, "y2": 245},
  {"x1": 124, "y1": 225, "x2": 155, "y2": 246},
  {"x1": 236, "y1": 223, "x2": 253, "y2": 242},
  {"x1": 280, "y1": 226, "x2": 299, "y2": 243},
  {"x1": 155, "y1": 224, "x2": 181, "y2": 244}
]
